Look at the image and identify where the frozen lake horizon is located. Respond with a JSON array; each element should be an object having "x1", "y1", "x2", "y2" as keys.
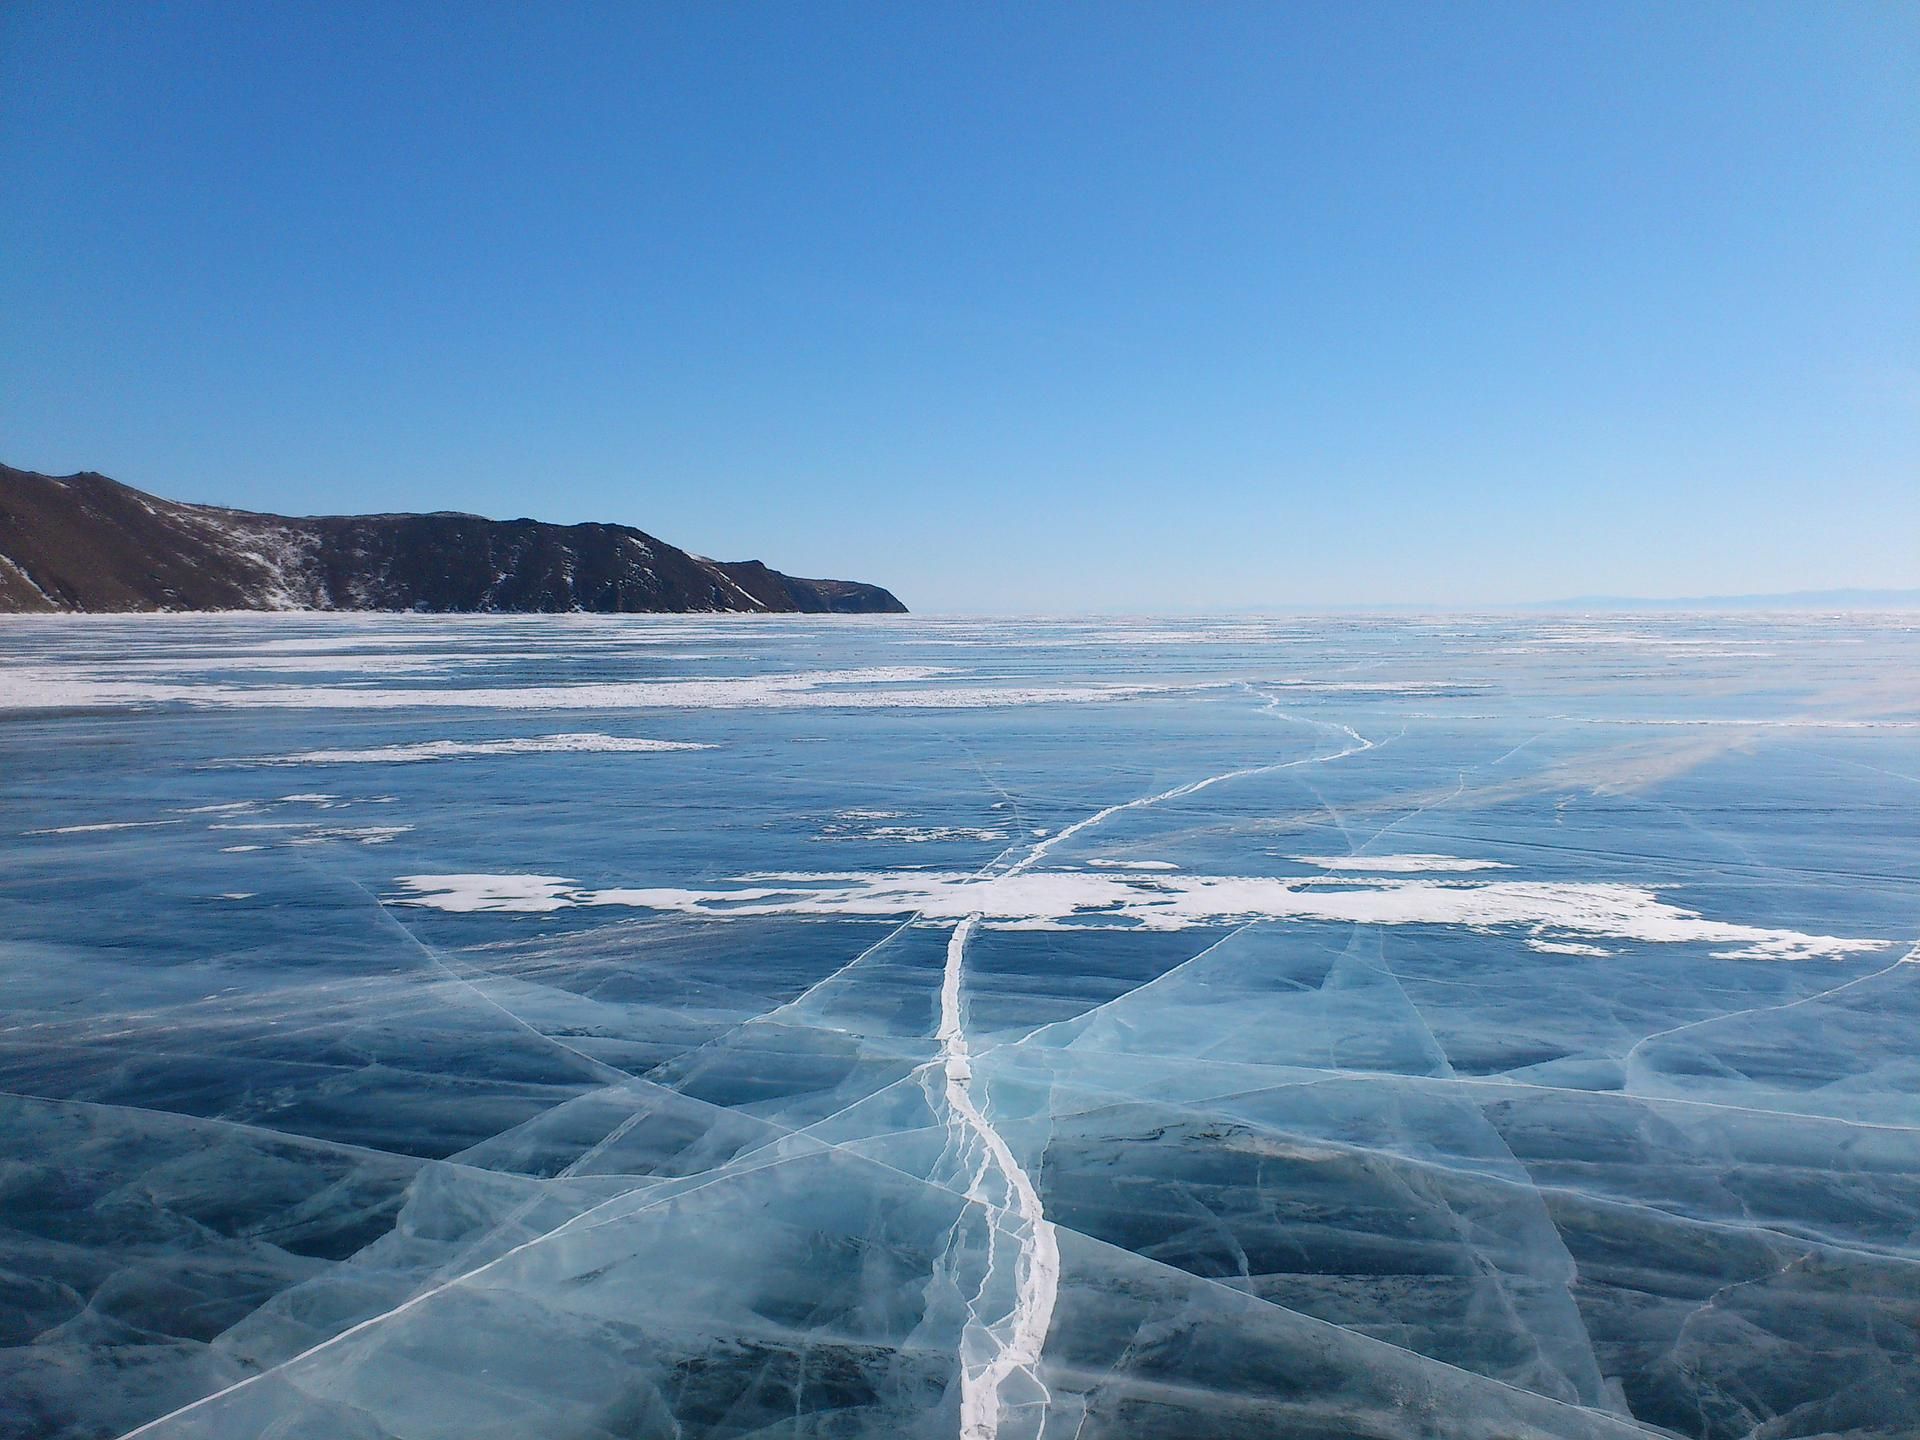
[{"x1": 2, "y1": 612, "x2": 1916, "y2": 1439}]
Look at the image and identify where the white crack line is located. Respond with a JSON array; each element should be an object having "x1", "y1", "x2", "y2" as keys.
[
  {"x1": 941, "y1": 913, "x2": 1061, "y2": 1439},
  {"x1": 938, "y1": 713, "x2": 1378, "y2": 1438},
  {"x1": 1000, "y1": 718, "x2": 1374, "y2": 880}
]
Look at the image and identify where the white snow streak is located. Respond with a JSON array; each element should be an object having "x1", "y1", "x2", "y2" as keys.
[
  {"x1": 25, "y1": 819, "x2": 186, "y2": 836},
  {"x1": 1296, "y1": 853, "x2": 1512, "y2": 872},
  {"x1": 0, "y1": 665, "x2": 1179, "y2": 713},
  {"x1": 388, "y1": 869, "x2": 1885, "y2": 961},
  {"x1": 224, "y1": 733, "x2": 714, "y2": 765}
]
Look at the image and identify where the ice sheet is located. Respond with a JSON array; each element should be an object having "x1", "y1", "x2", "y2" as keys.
[{"x1": 2, "y1": 611, "x2": 1916, "y2": 1440}]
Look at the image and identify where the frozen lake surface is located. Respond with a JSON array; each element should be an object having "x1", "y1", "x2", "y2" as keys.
[{"x1": 2, "y1": 613, "x2": 1916, "y2": 1440}]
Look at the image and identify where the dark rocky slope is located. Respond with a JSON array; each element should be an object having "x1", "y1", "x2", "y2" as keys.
[{"x1": 0, "y1": 465, "x2": 906, "y2": 614}]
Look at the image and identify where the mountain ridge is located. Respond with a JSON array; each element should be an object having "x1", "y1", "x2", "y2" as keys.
[{"x1": 0, "y1": 465, "x2": 906, "y2": 615}]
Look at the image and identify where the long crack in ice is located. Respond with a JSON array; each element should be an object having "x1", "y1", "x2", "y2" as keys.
[
  {"x1": 926, "y1": 717, "x2": 1379, "y2": 1439},
  {"x1": 939, "y1": 914, "x2": 1061, "y2": 1440}
]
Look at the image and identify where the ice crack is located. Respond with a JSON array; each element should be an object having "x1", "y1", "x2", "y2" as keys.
[
  {"x1": 939, "y1": 914, "x2": 1060, "y2": 1440},
  {"x1": 932, "y1": 716, "x2": 1376, "y2": 1437}
]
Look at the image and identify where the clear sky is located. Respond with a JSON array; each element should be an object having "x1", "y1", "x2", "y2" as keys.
[{"x1": 2, "y1": 2, "x2": 1915, "y2": 612}]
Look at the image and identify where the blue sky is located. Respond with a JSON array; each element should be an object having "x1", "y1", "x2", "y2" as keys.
[{"x1": 3, "y1": 2, "x2": 1914, "y2": 612}]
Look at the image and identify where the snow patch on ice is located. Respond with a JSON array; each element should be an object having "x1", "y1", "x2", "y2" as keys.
[
  {"x1": 388, "y1": 869, "x2": 1888, "y2": 961},
  {"x1": 0, "y1": 665, "x2": 1177, "y2": 713},
  {"x1": 286, "y1": 825, "x2": 412, "y2": 847},
  {"x1": 25, "y1": 819, "x2": 185, "y2": 836},
  {"x1": 392, "y1": 873, "x2": 580, "y2": 912},
  {"x1": 1297, "y1": 853, "x2": 1513, "y2": 873},
  {"x1": 873, "y1": 826, "x2": 1009, "y2": 842},
  {"x1": 816, "y1": 822, "x2": 1009, "y2": 843},
  {"x1": 230, "y1": 734, "x2": 715, "y2": 765},
  {"x1": 1527, "y1": 937, "x2": 1615, "y2": 957}
]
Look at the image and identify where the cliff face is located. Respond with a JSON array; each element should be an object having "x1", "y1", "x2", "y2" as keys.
[{"x1": 0, "y1": 465, "x2": 906, "y2": 615}]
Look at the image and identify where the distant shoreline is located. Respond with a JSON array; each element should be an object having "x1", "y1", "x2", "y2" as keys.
[{"x1": 0, "y1": 463, "x2": 907, "y2": 617}]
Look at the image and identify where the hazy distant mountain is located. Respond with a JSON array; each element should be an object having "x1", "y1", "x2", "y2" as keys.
[
  {"x1": 1526, "y1": 589, "x2": 1920, "y2": 612},
  {"x1": 0, "y1": 464, "x2": 906, "y2": 615}
]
